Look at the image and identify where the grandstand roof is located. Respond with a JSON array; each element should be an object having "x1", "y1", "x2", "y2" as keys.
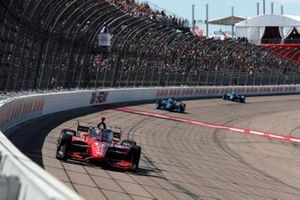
[
  {"x1": 208, "y1": 16, "x2": 246, "y2": 26},
  {"x1": 236, "y1": 14, "x2": 300, "y2": 27}
]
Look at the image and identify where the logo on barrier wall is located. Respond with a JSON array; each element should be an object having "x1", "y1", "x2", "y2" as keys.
[
  {"x1": 0, "y1": 97, "x2": 45, "y2": 129},
  {"x1": 90, "y1": 91, "x2": 109, "y2": 104}
]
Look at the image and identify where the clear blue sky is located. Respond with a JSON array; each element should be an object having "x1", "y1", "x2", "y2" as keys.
[{"x1": 139, "y1": 0, "x2": 300, "y2": 35}]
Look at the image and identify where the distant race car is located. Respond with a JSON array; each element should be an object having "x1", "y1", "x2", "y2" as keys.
[
  {"x1": 56, "y1": 123, "x2": 141, "y2": 172},
  {"x1": 155, "y1": 98, "x2": 186, "y2": 113},
  {"x1": 222, "y1": 91, "x2": 246, "y2": 103}
]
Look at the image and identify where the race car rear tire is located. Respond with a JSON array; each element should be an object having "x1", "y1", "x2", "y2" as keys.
[
  {"x1": 222, "y1": 94, "x2": 228, "y2": 100},
  {"x1": 121, "y1": 139, "x2": 137, "y2": 147},
  {"x1": 130, "y1": 145, "x2": 141, "y2": 173},
  {"x1": 239, "y1": 98, "x2": 245, "y2": 103}
]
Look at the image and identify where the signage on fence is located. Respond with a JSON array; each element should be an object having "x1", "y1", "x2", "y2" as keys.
[{"x1": 98, "y1": 26, "x2": 111, "y2": 47}]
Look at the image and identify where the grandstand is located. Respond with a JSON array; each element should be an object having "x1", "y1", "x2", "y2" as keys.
[
  {"x1": 260, "y1": 44, "x2": 300, "y2": 64},
  {"x1": 0, "y1": 0, "x2": 300, "y2": 93}
]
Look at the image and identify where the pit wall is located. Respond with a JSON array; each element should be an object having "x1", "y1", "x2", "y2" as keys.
[{"x1": 0, "y1": 85, "x2": 298, "y2": 200}]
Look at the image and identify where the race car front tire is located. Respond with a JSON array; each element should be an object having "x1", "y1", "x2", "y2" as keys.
[
  {"x1": 56, "y1": 145, "x2": 68, "y2": 160},
  {"x1": 178, "y1": 104, "x2": 185, "y2": 113},
  {"x1": 155, "y1": 102, "x2": 161, "y2": 109},
  {"x1": 177, "y1": 106, "x2": 183, "y2": 113},
  {"x1": 56, "y1": 130, "x2": 72, "y2": 160}
]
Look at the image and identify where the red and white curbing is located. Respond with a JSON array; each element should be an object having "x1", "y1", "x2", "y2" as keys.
[{"x1": 115, "y1": 107, "x2": 300, "y2": 144}]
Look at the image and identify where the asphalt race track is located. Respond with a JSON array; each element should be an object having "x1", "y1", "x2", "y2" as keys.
[{"x1": 8, "y1": 95, "x2": 300, "y2": 200}]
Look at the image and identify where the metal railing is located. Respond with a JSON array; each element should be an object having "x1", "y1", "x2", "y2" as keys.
[{"x1": 1, "y1": 1, "x2": 300, "y2": 94}]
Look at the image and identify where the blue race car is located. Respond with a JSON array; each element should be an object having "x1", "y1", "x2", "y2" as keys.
[
  {"x1": 222, "y1": 91, "x2": 246, "y2": 103},
  {"x1": 155, "y1": 98, "x2": 186, "y2": 113}
]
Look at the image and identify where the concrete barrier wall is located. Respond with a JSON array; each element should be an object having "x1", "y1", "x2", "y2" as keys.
[
  {"x1": 0, "y1": 131, "x2": 83, "y2": 200},
  {"x1": 1, "y1": 85, "x2": 298, "y2": 132},
  {"x1": 0, "y1": 85, "x2": 298, "y2": 200}
]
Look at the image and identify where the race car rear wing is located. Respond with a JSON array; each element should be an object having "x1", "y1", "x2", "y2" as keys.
[
  {"x1": 113, "y1": 132, "x2": 121, "y2": 140},
  {"x1": 110, "y1": 126, "x2": 122, "y2": 143},
  {"x1": 77, "y1": 123, "x2": 89, "y2": 133}
]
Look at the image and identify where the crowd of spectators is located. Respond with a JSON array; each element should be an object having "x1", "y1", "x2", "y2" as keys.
[
  {"x1": 106, "y1": 0, "x2": 189, "y2": 28},
  {"x1": 97, "y1": 23, "x2": 298, "y2": 82},
  {"x1": 1, "y1": 0, "x2": 300, "y2": 92},
  {"x1": 95, "y1": 0, "x2": 299, "y2": 86}
]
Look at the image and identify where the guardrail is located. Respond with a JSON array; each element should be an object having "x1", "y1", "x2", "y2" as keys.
[
  {"x1": 0, "y1": 131, "x2": 83, "y2": 200},
  {"x1": 0, "y1": 85, "x2": 299, "y2": 199}
]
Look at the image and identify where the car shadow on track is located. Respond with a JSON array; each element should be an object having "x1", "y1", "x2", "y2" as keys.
[
  {"x1": 97, "y1": 161, "x2": 161, "y2": 176},
  {"x1": 60, "y1": 159, "x2": 162, "y2": 178},
  {"x1": 157, "y1": 110, "x2": 190, "y2": 115}
]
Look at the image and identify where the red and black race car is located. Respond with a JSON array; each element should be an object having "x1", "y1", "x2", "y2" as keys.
[{"x1": 56, "y1": 124, "x2": 141, "y2": 172}]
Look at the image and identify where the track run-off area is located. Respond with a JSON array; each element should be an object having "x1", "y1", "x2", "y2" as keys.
[{"x1": 9, "y1": 95, "x2": 300, "y2": 200}]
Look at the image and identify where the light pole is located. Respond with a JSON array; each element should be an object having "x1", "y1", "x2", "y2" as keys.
[
  {"x1": 231, "y1": 6, "x2": 234, "y2": 38},
  {"x1": 206, "y1": 4, "x2": 209, "y2": 38},
  {"x1": 271, "y1": 2, "x2": 274, "y2": 14},
  {"x1": 192, "y1": 4, "x2": 195, "y2": 30}
]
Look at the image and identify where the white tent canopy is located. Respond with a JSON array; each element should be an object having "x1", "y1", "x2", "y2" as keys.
[{"x1": 235, "y1": 14, "x2": 300, "y2": 44}]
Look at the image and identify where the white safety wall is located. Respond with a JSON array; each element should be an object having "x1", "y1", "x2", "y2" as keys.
[
  {"x1": 0, "y1": 132, "x2": 83, "y2": 200},
  {"x1": 0, "y1": 85, "x2": 299, "y2": 200},
  {"x1": 0, "y1": 85, "x2": 298, "y2": 132}
]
